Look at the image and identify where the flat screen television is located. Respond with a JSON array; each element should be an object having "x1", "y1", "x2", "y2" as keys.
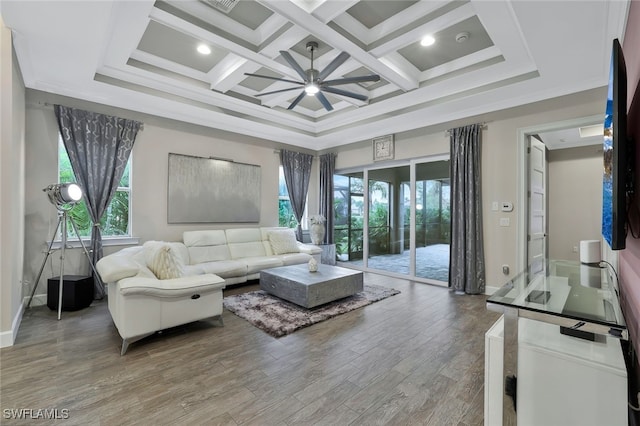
[{"x1": 602, "y1": 38, "x2": 629, "y2": 250}]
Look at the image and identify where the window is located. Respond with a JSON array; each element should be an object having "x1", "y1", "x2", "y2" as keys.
[
  {"x1": 277, "y1": 166, "x2": 307, "y2": 229},
  {"x1": 58, "y1": 139, "x2": 131, "y2": 238},
  {"x1": 278, "y1": 166, "x2": 296, "y2": 228}
]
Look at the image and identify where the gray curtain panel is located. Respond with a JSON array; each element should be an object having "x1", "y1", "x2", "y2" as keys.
[
  {"x1": 319, "y1": 153, "x2": 336, "y2": 244},
  {"x1": 54, "y1": 105, "x2": 141, "y2": 299},
  {"x1": 280, "y1": 149, "x2": 313, "y2": 241},
  {"x1": 449, "y1": 123, "x2": 486, "y2": 294}
]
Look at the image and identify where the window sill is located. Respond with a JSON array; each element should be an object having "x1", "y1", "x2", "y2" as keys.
[{"x1": 47, "y1": 236, "x2": 140, "y2": 250}]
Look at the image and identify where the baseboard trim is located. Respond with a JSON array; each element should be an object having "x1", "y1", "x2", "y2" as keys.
[
  {"x1": 485, "y1": 286, "x2": 500, "y2": 296},
  {"x1": 0, "y1": 299, "x2": 26, "y2": 348},
  {"x1": 28, "y1": 293, "x2": 47, "y2": 307}
]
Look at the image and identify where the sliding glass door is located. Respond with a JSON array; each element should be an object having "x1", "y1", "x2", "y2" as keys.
[
  {"x1": 334, "y1": 157, "x2": 450, "y2": 285},
  {"x1": 414, "y1": 161, "x2": 450, "y2": 282},
  {"x1": 334, "y1": 172, "x2": 364, "y2": 262},
  {"x1": 366, "y1": 166, "x2": 410, "y2": 275}
]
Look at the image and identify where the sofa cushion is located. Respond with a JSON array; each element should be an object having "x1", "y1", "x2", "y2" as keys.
[
  {"x1": 183, "y1": 230, "x2": 227, "y2": 247},
  {"x1": 242, "y1": 256, "x2": 283, "y2": 274},
  {"x1": 268, "y1": 229, "x2": 300, "y2": 255},
  {"x1": 119, "y1": 274, "x2": 225, "y2": 298},
  {"x1": 144, "y1": 241, "x2": 185, "y2": 280},
  {"x1": 279, "y1": 252, "x2": 313, "y2": 266},
  {"x1": 226, "y1": 228, "x2": 262, "y2": 243},
  {"x1": 188, "y1": 245, "x2": 232, "y2": 265},
  {"x1": 183, "y1": 260, "x2": 247, "y2": 279}
]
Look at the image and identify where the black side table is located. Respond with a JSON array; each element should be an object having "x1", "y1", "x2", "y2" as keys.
[{"x1": 47, "y1": 275, "x2": 93, "y2": 311}]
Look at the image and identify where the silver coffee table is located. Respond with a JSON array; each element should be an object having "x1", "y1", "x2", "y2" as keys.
[{"x1": 260, "y1": 264, "x2": 364, "y2": 308}]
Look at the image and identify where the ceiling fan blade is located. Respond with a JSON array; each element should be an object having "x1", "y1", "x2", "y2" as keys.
[
  {"x1": 279, "y1": 51, "x2": 308, "y2": 81},
  {"x1": 244, "y1": 73, "x2": 303, "y2": 85},
  {"x1": 322, "y1": 86, "x2": 368, "y2": 102},
  {"x1": 256, "y1": 86, "x2": 304, "y2": 97},
  {"x1": 287, "y1": 91, "x2": 306, "y2": 110},
  {"x1": 322, "y1": 75, "x2": 380, "y2": 86},
  {"x1": 316, "y1": 91, "x2": 334, "y2": 111},
  {"x1": 318, "y1": 51, "x2": 350, "y2": 81}
]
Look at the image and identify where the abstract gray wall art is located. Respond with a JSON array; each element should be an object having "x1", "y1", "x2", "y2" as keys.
[{"x1": 167, "y1": 153, "x2": 261, "y2": 223}]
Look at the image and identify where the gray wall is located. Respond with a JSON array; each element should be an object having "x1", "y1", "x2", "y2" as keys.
[
  {"x1": 1, "y1": 18, "x2": 26, "y2": 346},
  {"x1": 548, "y1": 145, "x2": 603, "y2": 261}
]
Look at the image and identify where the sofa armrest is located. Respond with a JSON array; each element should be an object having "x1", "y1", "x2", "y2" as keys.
[
  {"x1": 97, "y1": 247, "x2": 143, "y2": 283},
  {"x1": 118, "y1": 274, "x2": 226, "y2": 297},
  {"x1": 297, "y1": 242, "x2": 322, "y2": 255}
]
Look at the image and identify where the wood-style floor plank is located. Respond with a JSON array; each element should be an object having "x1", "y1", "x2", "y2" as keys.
[{"x1": 0, "y1": 272, "x2": 500, "y2": 425}]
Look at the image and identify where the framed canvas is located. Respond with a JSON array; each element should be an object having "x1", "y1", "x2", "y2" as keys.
[{"x1": 167, "y1": 153, "x2": 261, "y2": 223}]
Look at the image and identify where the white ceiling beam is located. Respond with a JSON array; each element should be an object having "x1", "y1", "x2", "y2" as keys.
[
  {"x1": 377, "y1": 52, "x2": 421, "y2": 83},
  {"x1": 149, "y1": 7, "x2": 300, "y2": 80},
  {"x1": 255, "y1": 13, "x2": 291, "y2": 44},
  {"x1": 419, "y1": 46, "x2": 503, "y2": 81},
  {"x1": 258, "y1": 0, "x2": 418, "y2": 91},
  {"x1": 366, "y1": 1, "x2": 450, "y2": 42},
  {"x1": 310, "y1": 0, "x2": 360, "y2": 24},
  {"x1": 129, "y1": 50, "x2": 210, "y2": 82},
  {"x1": 101, "y1": 1, "x2": 155, "y2": 67},
  {"x1": 369, "y1": 2, "x2": 476, "y2": 57},
  {"x1": 208, "y1": 53, "x2": 260, "y2": 93},
  {"x1": 165, "y1": 1, "x2": 260, "y2": 45}
]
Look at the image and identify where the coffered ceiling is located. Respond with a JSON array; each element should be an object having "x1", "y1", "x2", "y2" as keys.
[{"x1": 0, "y1": 0, "x2": 630, "y2": 150}]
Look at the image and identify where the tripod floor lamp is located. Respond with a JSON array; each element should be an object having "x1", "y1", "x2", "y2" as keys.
[{"x1": 27, "y1": 183, "x2": 100, "y2": 320}]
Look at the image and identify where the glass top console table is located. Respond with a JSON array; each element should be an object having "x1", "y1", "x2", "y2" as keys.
[{"x1": 486, "y1": 259, "x2": 627, "y2": 425}]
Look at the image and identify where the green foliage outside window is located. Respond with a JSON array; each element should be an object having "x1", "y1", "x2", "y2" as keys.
[
  {"x1": 278, "y1": 199, "x2": 297, "y2": 228},
  {"x1": 58, "y1": 142, "x2": 130, "y2": 238}
]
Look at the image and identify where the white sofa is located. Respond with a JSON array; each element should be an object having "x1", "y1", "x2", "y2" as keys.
[{"x1": 96, "y1": 227, "x2": 321, "y2": 354}]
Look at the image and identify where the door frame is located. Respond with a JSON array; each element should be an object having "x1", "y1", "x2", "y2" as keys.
[{"x1": 516, "y1": 114, "x2": 602, "y2": 274}]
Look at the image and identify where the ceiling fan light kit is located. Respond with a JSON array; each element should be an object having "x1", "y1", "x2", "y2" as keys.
[{"x1": 246, "y1": 41, "x2": 380, "y2": 111}]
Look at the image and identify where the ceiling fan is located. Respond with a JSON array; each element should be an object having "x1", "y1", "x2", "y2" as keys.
[{"x1": 245, "y1": 41, "x2": 380, "y2": 111}]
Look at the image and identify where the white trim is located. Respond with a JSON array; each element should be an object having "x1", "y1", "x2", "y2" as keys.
[
  {"x1": 47, "y1": 236, "x2": 140, "y2": 250},
  {"x1": 0, "y1": 300, "x2": 25, "y2": 348},
  {"x1": 516, "y1": 114, "x2": 603, "y2": 274}
]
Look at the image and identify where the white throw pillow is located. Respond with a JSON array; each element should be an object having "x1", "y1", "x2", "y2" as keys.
[
  {"x1": 143, "y1": 241, "x2": 184, "y2": 280},
  {"x1": 268, "y1": 229, "x2": 300, "y2": 255}
]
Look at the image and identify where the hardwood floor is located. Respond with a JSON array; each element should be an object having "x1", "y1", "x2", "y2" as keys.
[{"x1": 1, "y1": 273, "x2": 501, "y2": 425}]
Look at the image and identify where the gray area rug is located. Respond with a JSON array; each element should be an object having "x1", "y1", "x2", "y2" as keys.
[{"x1": 223, "y1": 284, "x2": 400, "y2": 337}]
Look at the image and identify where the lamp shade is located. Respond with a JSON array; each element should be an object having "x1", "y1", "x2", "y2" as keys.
[{"x1": 44, "y1": 183, "x2": 83, "y2": 210}]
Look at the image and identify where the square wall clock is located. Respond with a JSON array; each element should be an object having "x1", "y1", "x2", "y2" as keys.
[{"x1": 373, "y1": 135, "x2": 394, "y2": 161}]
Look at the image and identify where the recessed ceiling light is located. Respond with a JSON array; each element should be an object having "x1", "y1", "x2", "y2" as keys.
[
  {"x1": 197, "y1": 44, "x2": 211, "y2": 55},
  {"x1": 420, "y1": 35, "x2": 435, "y2": 47}
]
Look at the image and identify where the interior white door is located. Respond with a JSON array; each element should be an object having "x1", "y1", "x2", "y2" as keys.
[{"x1": 528, "y1": 135, "x2": 547, "y2": 274}]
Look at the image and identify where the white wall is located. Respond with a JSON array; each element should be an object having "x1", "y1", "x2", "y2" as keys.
[
  {"x1": 0, "y1": 18, "x2": 26, "y2": 347},
  {"x1": 331, "y1": 88, "x2": 606, "y2": 290},
  {"x1": 547, "y1": 145, "x2": 603, "y2": 261},
  {"x1": 23, "y1": 90, "x2": 319, "y2": 302}
]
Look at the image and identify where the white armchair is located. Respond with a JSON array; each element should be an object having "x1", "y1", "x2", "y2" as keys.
[{"x1": 97, "y1": 246, "x2": 225, "y2": 355}]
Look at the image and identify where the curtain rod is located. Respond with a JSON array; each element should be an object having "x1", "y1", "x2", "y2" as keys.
[
  {"x1": 34, "y1": 101, "x2": 144, "y2": 131},
  {"x1": 273, "y1": 149, "x2": 324, "y2": 158},
  {"x1": 444, "y1": 122, "x2": 488, "y2": 137}
]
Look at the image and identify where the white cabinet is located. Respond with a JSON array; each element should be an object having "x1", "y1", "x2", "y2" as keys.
[{"x1": 485, "y1": 316, "x2": 627, "y2": 426}]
